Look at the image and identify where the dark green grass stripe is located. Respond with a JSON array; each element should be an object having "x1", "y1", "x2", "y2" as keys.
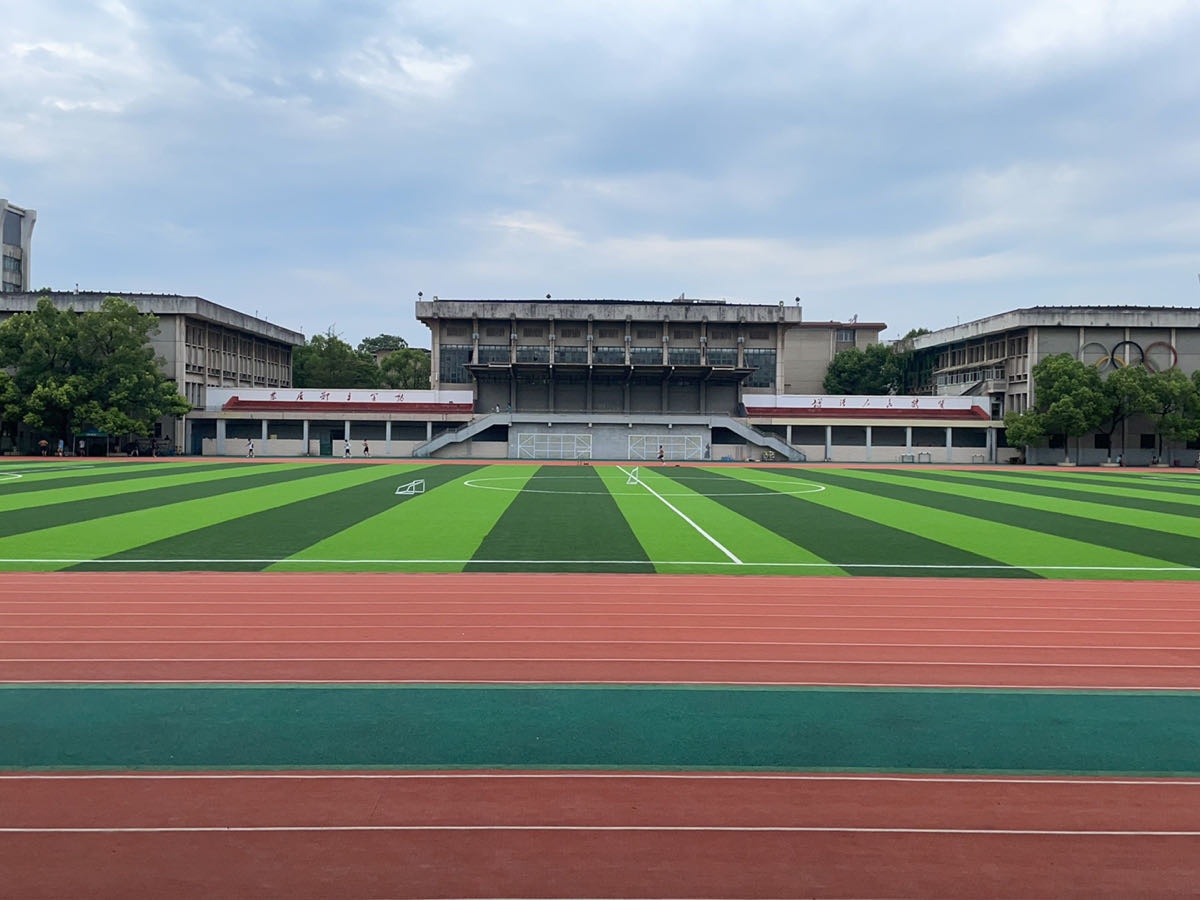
[
  {"x1": 71, "y1": 464, "x2": 483, "y2": 572},
  {"x1": 659, "y1": 468, "x2": 1031, "y2": 578},
  {"x1": 0, "y1": 462, "x2": 231, "y2": 495},
  {"x1": 794, "y1": 469, "x2": 1200, "y2": 568},
  {"x1": 6, "y1": 684, "x2": 1200, "y2": 775},
  {"x1": 880, "y1": 469, "x2": 1200, "y2": 519},
  {"x1": 971, "y1": 469, "x2": 1200, "y2": 500},
  {"x1": 0, "y1": 465, "x2": 348, "y2": 540},
  {"x1": 467, "y1": 466, "x2": 652, "y2": 573}
]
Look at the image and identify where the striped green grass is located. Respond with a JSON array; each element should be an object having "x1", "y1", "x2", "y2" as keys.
[{"x1": 0, "y1": 459, "x2": 1197, "y2": 578}]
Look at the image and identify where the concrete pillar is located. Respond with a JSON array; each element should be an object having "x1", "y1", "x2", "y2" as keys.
[
  {"x1": 905, "y1": 426, "x2": 913, "y2": 453},
  {"x1": 865, "y1": 425, "x2": 873, "y2": 461},
  {"x1": 216, "y1": 419, "x2": 227, "y2": 456},
  {"x1": 385, "y1": 420, "x2": 392, "y2": 457},
  {"x1": 261, "y1": 420, "x2": 268, "y2": 441},
  {"x1": 945, "y1": 426, "x2": 953, "y2": 462},
  {"x1": 824, "y1": 425, "x2": 832, "y2": 462},
  {"x1": 302, "y1": 420, "x2": 310, "y2": 456}
]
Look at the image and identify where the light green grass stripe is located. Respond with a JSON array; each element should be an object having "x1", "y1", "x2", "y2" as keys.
[
  {"x1": 927, "y1": 468, "x2": 1200, "y2": 508},
  {"x1": 600, "y1": 465, "x2": 841, "y2": 574},
  {"x1": 274, "y1": 464, "x2": 534, "y2": 573},
  {"x1": 715, "y1": 467, "x2": 1175, "y2": 578},
  {"x1": 0, "y1": 465, "x2": 403, "y2": 572},
  {"x1": 843, "y1": 469, "x2": 1200, "y2": 538},
  {"x1": 0, "y1": 461, "x2": 212, "y2": 485},
  {"x1": 0, "y1": 462, "x2": 299, "y2": 513}
]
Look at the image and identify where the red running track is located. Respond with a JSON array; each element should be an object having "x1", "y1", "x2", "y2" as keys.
[{"x1": 4, "y1": 571, "x2": 1200, "y2": 897}]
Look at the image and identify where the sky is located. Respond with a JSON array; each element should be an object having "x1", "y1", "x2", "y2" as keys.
[{"x1": 5, "y1": 1, "x2": 1200, "y2": 348}]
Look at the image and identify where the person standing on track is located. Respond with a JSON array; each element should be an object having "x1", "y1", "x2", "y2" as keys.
[
  {"x1": 247, "y1": 438, "x2": 255, "y2": 458},
  {"x1": 363, "y1": 440, "x2": 370, "y2": 458},
  {"x1": 344, "y1": 439, "x2": 352, "y2": 458}
]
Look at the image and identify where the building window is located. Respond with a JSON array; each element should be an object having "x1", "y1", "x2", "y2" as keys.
[
  {"x1": 629, "y1": 346, "x2": 662, "y2": 364},
  {"x1": 556, "y1": 347, "x2": 587, "y2": 363},
  {"x1": 669, "y1": 348, "x2": 701, "y2": 365},
  {"x1": 1140, "y1": 434, "x2": 1156, "y2": 450},
  {"x1": 438, "y1": 345, "x2": 472, "y2": 383},
  {"x1": 593, "y1": 346, "x2": 625, "y2": 364},
  {"x1": 476, "y1": 344, "x2": 509, "y2": 364},
  {"x1": 635, "y1": 327, "x2": 659, "y2": 340},
  {"x1": 836, "y1": 329, "x2": 854, "y2": 343},
  {"x1": 521, "y1": 326, "x2": 544, "y2": 338},
  {"x1": 597, "y1": 327, "x2": 621, "y2": 339},
  {"x1": 743, "y1": 348, "x2": 776, "y2": 387},
  {"x1": 559, "y1": 327, "x2": 582, "y2": 338},
  {"x1": 516, "y1": 346, "x2": 549, "y2": 363},
  {"x1": 708, "y1": 348, "x2": 737, "y2": 366}
]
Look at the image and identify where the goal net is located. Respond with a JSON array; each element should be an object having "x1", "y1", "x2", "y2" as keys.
[
  {"x1": 395, "y1": 479, "x2": 426, "y2": 496},
  {"x1": 625, "y1": 467, "x2": 640, "y2": 486}
]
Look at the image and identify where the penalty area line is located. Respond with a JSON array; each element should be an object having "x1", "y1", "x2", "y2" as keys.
[{"x1": 617, "y1": 466, "x2": 742, "y2": 565}]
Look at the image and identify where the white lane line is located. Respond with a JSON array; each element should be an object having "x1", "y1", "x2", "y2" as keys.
[
  {"x1": 2, "y1": 825, "x2": 1199, "y2": 835},
  {"x1": 3, "y1": 773, "x2": 1200, "y2": 785},
  {"x1": 7, "y1": 657, "x2": 1200, "y2": 669},
  {"x1": 7, "y1": 640, "x2": 1200, "y2": 651},
  {"x1": 2, "y1": 679, "x2": 1198, "y2": 689}
]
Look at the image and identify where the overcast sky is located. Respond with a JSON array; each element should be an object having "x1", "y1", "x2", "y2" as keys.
[{"x1": 5, "y1": 1, "x2": 1200, "y2": 347}]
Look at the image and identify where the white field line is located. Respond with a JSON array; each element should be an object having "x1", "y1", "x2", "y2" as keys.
[{"x1": 616, "y1": 466, "x2": 742, "y2": 565}]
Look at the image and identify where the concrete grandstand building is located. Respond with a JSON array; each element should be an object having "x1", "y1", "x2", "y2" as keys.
[{"x1": 1, "y1": 200, "x2": 36, "y2": 294}]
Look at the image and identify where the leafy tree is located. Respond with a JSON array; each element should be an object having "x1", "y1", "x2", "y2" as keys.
[
  {"x1": 823, "y1": 343, "x2": 903, "y2": 394},
  {"x1": 1144, "y1": 368, "x2": 1200, "y2": 459},
  {"x1": 357, "y1": 334, "x2": 409, "y2": 356},
  {"x1": 293, "y1": 330, "x2": 381, "y2": 388},
  {"x1": 0, "y1": 296, "x2": 189, "y2": 444},
  {"x1": 1005, "y1": 354, "x2": 1106, "y2": 463},
  {"x1": 1097, "y1": 365, "x2": 1154, "y2": 461},
  {"x1": 379, "y1": 347, "x2": 431, "y2": 389}
]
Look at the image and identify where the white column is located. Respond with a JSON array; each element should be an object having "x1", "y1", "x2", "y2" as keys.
[
  {"x1": 824, "y1": 425, "x2": 832, "y2": 462},
  {"x1": 302, "y1": 420, "x2": 310, "y2": 456},
  {"x1": 261, "y1": 420, "x2": 268, "y2": 441},
  {"x1": 216, "y1": 419, "x2": 227, "y2": 456},
  {"x1": 865, "y1": 425, "x2": 873, "y2": 461},
  {"x1": 385, "y1": 420, "x2": 392, "y2": 456},
  {"x1": 945, "y1": 426, "x2": 953, "y2": 462}
]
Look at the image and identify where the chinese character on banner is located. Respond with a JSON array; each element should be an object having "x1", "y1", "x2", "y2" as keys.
[
  {"x1": 911, "y1": 398, "x2": 920, "y2": 407},
  {"x1": 839, "y1": 398, "x2": 847, "y2": 406},
  {"x1": 296, "y1": 392, "x2": 304, "y2": 401},
  {"x1": 395, "y1": 393, "x2": 405, "y2": 402},
  {"x1": 938, "y1": 399, "x2": 945, "y2": 408},
  {"x1": 370, "y1": 393, "x2": 378, "y2": 402},
  {"x1": 269, "y1": 391, "x2": 277, "y2": 401},
  {"x1": 320, "y1": 391, "x2": 330, "y2": 401},
  {"x1": 862, "y1": 397, "x2": 871, "y2": 406},
  {"x1": 346, "y1": 392, "x2": 352, "y2": 401},
  {"x1": 811, "y1": 398, "x2": 822, "y2": 408},
  {"x1": 886, "y1": 398, "x2": 894, "y2": 408}
]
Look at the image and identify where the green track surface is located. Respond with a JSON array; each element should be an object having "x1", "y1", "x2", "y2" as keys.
[
  {"x1": 0, "y1": 459, "x2": 1196, "y2": 578},
  {"x1": 6, "y1": 684, "x2": 1200, "y2": 775}
]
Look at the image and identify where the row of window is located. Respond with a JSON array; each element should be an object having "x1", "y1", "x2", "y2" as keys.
[
  {"x1": 446, "y1": 324, "x2": 763, "y2": 342},
  {"x1": 438, "y1": 345, "x2": 777, "y2": 387}
]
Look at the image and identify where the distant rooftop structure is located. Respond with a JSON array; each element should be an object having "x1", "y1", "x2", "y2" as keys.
[{"x1": 1, "y1": 199, "x2": 36, "y2": 293}]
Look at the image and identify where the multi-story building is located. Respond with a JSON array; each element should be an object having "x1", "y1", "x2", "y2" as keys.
[
  {"x1": 1, "y1": 291, "x2": 303, "y2": 453},
  {"x1": 911, "y1": 306, "x2": 1200, "y2": 464},
  {"x1": 409, "y1": 296, "x2": 885, "y2": 460},
  {"x1": 1, "y1": 200, "x2": 36, "y2": 293}
]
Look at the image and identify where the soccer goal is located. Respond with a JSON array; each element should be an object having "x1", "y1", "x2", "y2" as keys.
[{"x1": 395, "y1": 479, "x2": 426, "y2": 496}]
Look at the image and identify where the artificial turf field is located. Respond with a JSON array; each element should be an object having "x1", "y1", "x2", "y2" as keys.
[{"x1": 0, "y1": 457, "x2": 1197, "y2": 578}]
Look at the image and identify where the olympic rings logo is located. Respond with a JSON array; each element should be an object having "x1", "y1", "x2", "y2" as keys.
[{"x1": 1078, "y1": 340, "x2": 1177, "y2": 372}]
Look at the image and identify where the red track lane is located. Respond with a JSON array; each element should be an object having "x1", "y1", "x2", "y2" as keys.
[
  {"x1": 3, "y1": 774, "x2": 1200, "y2": 898},
  {"x1": 7, "y1": 572, "x2": 1200, "y2": 896},
  {"x1": 3, "y1": 573, "x2": 1200, "y2": 687}
]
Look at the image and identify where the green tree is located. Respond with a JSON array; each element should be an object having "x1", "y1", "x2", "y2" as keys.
[
  {"x1": 293, "y1": 330, "x2": 381, "y2": 388},
  {"x1": 1013, "y1": 354, "x2": 1106, "y2": 463},
  {"x1": 0, "y1": 296, "x2": 189, "y2": 444},
  {"x1": 1144, "y1": 368, "x2": 1200, "y2": 460},
  {"x1": 357, "y1": 334, "x2": 409, "y2": 356},
  {"x1": 1001, "y1": 409, "x2": 1045, "y2": 460},
  {"x1": 823, "y1": 343, "x2": 903, "y2": 394},
  {"x1": 379, "y1": 347, "x2": 431, "y2": 389},
  {"x1": 1097, "y1": 365, "x2": 1154, "y2": 461}
]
